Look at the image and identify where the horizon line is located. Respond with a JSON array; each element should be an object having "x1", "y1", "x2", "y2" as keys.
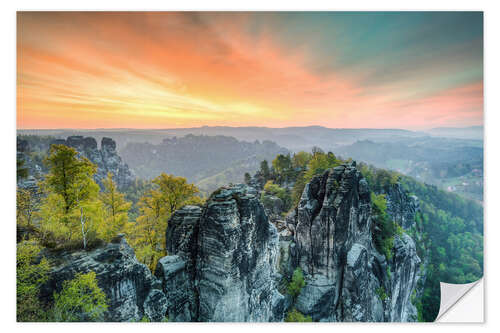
[{"x1": 16, "y1": 125, "x2": 484, "y2": 132}]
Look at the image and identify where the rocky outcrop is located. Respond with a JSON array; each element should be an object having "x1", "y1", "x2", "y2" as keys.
[
  {"x1": 285, "y1": 162, "x2": 422, "y2": 322},
  {"x1": 155, "y1": 184, "x2": 285, "y2": 322},
  {"x1": 17, "y1": 138, "x2": 43, "y2": 190},
  {"x1": 385, "y1": 183, "x2": 419, "y2": 230},
  {"x1": 52, "y1": 136, "x2": 134, "y2": 189},
  {"x1": 40, "y1": 235, "x2": 167, "y2": 322},
  {"x1": 17, "y1": 136, "x2": 135, "y2": 190}
]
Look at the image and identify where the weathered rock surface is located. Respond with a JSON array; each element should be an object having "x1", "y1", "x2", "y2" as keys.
[
  {"x1": 285, "y1": 162, "x2": 422, "y2": 322},
  {"x1": 385, "y1": 183, "x2": 419, "y2": 230},
  {"x1": 40, "y1": 235, "x2": 167, "y2": 322},
  {"x1": 155, "y1": 184, "x2": 285, "y2": 322},
  {"x1": 55, "y1": 136, "x2": 135, "y2": 189}
]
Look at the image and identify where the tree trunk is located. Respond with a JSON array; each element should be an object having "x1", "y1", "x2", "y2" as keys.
[{"x1": 80, "y1": 207, "x2": 87, "y2": 249}]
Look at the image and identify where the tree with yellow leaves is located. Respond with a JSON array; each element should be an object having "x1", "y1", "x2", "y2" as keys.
[
  {"x1": 98, "y1": 172, "x2": 131, "y2": 242},
  {"x1": 37, "y1": 144, "x2": 102, "y2": 249},
  {"x1": 127, "y1": 173, "x2": 201, "y2": 270}
]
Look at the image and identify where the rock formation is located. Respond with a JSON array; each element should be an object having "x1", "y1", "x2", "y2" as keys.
[
  {"x1": 385, "y1": 183, "x2": 419, "y2": 230},
  {"x1": 40, "y1": 235, "x2": 168, "y2": 322},
  {"x1": 284, "y1": 162, "x2": 422, "y2": 322},
  {"x1": 53, "y1": 136, "x2": 135, "y2": 189},
  {"x1": 34, "y1": 161, "x2": 423, "y2": 322},
  {"x1": 155, "y1": 184, "x2": 285, "y2": 322},
  {"x1": 17, "y1": 136, "x2": 134, "y2": 190}
]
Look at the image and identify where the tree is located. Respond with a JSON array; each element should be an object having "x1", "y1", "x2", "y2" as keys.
[
  {"x1": 244, "y1": 172, "x2": 252, "y2": 185},
  {"x1": 17, "y1": 241, "x2": 51, "y2": 321},
  {"x1": 291, "y1": 150, "x2": 342, "y2": 206},
  {"x1": 43, "y1": 144, "x2": 98, "y2": 215},
  {"x1": 272, "y1": 154, "x2": 293, "y2": 184},
  {"x1": 260, "y1": 160, "x2": 270, "y2": 181},
  {"x1": 99, "y1": 173, "x2": 131, "y2": 242},
  {"x1": 292, "y1": 151, "x2": 312, "y2": 170},
  {"x1": 17, "y1": 188, "x2": 41, "y2": 227},
  {"x1": 371, "y1": 193, "x2": 396, "y2": 260},
  {"x1": 128, "y1": 173, "x2": 199, "y2": 270},
  {"x1": 17, "y1": 158, "x2": 29, "y2": 181},
  {"x1": 304, "y1": 151, "x2": 340, "y2": 181},
  {"x1": 38, "y1": 144, "x2": 101, "y2": 248},
  {"x1": 262, "y1": 180, "x2": 292, "y2": 212},
  {"x1": 153, "y1": 173, "x2": 199, "y2": 215},
  {"x1": 52, "y1": 271, "x2": 108, "y2": 322},
  {"x1": 287, "y1": 267, "x2": 306, "y2": 299}
]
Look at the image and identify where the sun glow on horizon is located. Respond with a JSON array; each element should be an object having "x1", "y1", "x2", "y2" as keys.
[{"x1": 17, "y1": 12, "x2": 483, "y2": 130}]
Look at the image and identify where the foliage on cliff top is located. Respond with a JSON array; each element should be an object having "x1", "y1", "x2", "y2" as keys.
[
  {"x1": 52, "y1": 271, "x2": 108, "y2": 322},
  {"x1": 285, "y1": 308, "x2": 313, "y2": 322}
]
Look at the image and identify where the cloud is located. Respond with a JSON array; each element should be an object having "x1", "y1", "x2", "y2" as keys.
[{"x1": 17, "y1": 12, "x2": 483, "y2": 130}]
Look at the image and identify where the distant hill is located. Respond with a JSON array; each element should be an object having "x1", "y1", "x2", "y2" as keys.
[
  {"x1": 425, "y1": 126, "x2": 483, "y2": 140},
  {"x1": 334, "y1": 136, "x2": 483, "y2": 201},
  {"x1": 17, "y1": 126, "x2": 427, "y2": 152},
  {"x1": 119, "y1": 134, "x2": 289, "y2": 193}
]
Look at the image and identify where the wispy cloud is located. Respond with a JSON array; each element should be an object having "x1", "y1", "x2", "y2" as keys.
[{"x1": 17, "y1": 12, "x2": 483, "y2": 129}]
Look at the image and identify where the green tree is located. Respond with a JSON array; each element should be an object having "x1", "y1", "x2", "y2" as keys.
[
  {"x1": 244, "y1": 172, "x2": 252, "y2": 185},
  {"x1": 38, "y1": 144, "x2": 102, "y2": 249},
  {"x1": 52, "y1": 271, "x2": 108, "y2": 322},
  {"x1": 260, "y1": 160, "x2": 271, "y2": 181},
  {"x1": 262, "y1": 180, "x2": 292, "y2": 212},
  {"x1": 17, "y1": 158, "x2": 29, "y2": 181},
  {"x1": 128, "y1": 173, "x2": 199, "y2": 270},
  {"x1": 17, "y1": 241, "x2": 51, "y2": 322},
  {"x1": 287, "y1": 267, "x2": 306, "y2": 299},
  {"x1": 292, "y1": 151, "x2": 312, "y2": 170},
  {"x1": 291, "y1": 150, "x2": 342, "y2": 206},
  {"x1": 99, "y1": 173, "x2": 131, "y2": 241},
  {"x1": 43, "y1": 144, "x2": 98, "y2": 214},
  {"x1": 371, "y1": 193, "x2": 397, "y2": 260},
  {"x1": 272, "y1": 154, "x2": 293, "y2": 184},
  {"x1": 285, "y1": 308, "x2": 312, "y2": 322},
  {"x1": 304, "y1": 151, "x2": 340, "y2": 181},
  {"x1": 17, "y1": 188, "x2": 41, "y2": 227}
]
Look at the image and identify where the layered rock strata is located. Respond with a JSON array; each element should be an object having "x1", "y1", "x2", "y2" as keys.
[
  {"x1": 285, "y1": 162, "x2": 421, "y2": 322},
  {"x1": 155, "y1": 184, "x2": 285, "y2": 322}
]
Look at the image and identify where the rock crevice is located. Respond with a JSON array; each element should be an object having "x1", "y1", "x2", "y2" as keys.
[
  {"x1": 156, "y1": 184, "x2": 285, "y2": 322},
  {"x1": 285, "y1": 162, "x2": 422, "y2": 322}
]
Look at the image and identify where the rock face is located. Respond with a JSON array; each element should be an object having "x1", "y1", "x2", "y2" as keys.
[
  {"x1": 40, "y1": 235, "x2": 167, "y2": 322},
  {"x1": 52, "y1": 136, "x2": 134, "y2": 189},
  {"x1": 17, "y1": 138, "x2": 43, "y2": 190},
  {"x1": 385, "y1": 183, "x2": 419, "y2": 230},
  {"x1": 285, "y1": 162, "x2": 422, "y2": 322},
  {"x1": 155, "y1": 184, "x2": 285, "y2": 322},
  {"x1": 17, "y1": 136, "x2": 134, "y2": 190}
]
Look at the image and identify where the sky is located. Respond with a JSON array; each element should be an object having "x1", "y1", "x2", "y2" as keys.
[{"x1": 17, "y1": 12, "x2": 483, "y2": 130}]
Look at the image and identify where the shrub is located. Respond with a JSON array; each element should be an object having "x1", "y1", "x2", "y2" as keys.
[
  {"x1": 17, "y1": 241, "x2": 51, "y2": 322},
  {"x1": 52, "y1": 271, "x2": 108, "y2": 322},
  {"x1": 285, "y1": 308, "x2": 312, "y2": 322},
  {"x1": 376, "y1": 286, "x2": 388, "y2": 301},
  {"x1": 287, "y1": 267, "x2": 306, "y2": 299}
]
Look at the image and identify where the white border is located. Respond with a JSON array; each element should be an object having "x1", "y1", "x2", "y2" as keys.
[{"x1": 3, "y1": 1, "x2": 499, "y2": 332}]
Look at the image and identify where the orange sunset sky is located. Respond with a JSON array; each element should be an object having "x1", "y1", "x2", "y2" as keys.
[{"x1": 17, "y1": 12, "x2": 483, "y2": 130}]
